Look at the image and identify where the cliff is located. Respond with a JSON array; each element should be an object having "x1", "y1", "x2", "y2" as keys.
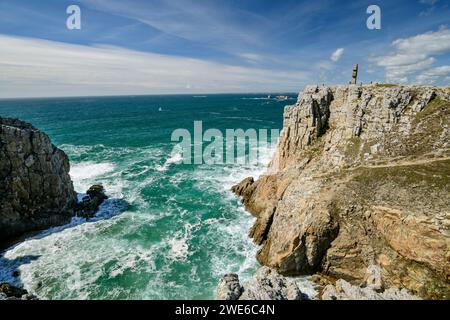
[
  {"x1": 233, "y1": 84, "x2": 450, "y2": 299},
  {"x1": 0, "y1": 118, "x2": 77, "y2": 243}
]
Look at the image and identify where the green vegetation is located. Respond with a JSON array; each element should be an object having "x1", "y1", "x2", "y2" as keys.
[
  {"x1": 353, "y1": 159, "x2": 450, "y2": 190},
  {"x1": 416, "y1": 97, "x2": 449, "y2": 121},
  {"x1": 302, "y1": 135, "x2": 326, "y2": 160},
  {"x1": 374, "y1": 84, "x2": 399, "y2": 88},
  {"x1": 343, "y1": 136, "x2": 361, "y2": 159}
]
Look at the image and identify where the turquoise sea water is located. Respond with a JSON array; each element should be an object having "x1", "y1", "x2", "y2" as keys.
[{"x1": 0, "y1": 94, "x2": 290, "y2": 300}]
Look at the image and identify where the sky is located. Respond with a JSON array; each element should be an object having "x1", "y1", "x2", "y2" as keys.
[{"x1": 0, "y1": 0, "x2": 449, "y2": 98}]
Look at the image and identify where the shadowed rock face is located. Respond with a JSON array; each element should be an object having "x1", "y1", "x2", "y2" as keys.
[
  {"x1": 0, "y1": 118, "x2": 77, "y2": 242},
  {"x1": 232, "y1": 85, "x2": 450, "y2": 299}
]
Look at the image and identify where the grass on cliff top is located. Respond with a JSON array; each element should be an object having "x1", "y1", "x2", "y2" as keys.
[{"x1": 374, "y1": 84, "x2": 399, "y2": 88}]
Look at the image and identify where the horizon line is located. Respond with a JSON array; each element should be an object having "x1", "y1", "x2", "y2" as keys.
[{"x1": 0, "y1": 91, "x2": 300, "y2": 101}]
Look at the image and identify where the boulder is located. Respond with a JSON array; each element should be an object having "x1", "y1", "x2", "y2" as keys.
[
  {"x1": 75, "y1": 184, "x2": 108, "y2": 218},
  {"x1": 216, "y1": 267, "x2": 307, "y2": 300},
  {"x1": 216, "y1": 274, "x2": 243, "y2": 300}
]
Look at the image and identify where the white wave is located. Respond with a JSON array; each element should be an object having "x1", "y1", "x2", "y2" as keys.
[
  {"x1": 166, "y1": 152, "x2": 183, "y2": 165},
  {"x1": 60, "y1": 144, "x2": 105, "y2": 157},
  {"x1": 0, "y1": 126, "x2": 279, "y2": 299},
  {"x1": 155, "y1": 145, "x2": 184, "y2": 172},
  {"x1": 210, "y1": 207, "x2": 258, "y2": 278},
  {"x1": 70, "y1": 162, "x2": 115, "y2": 190},
  {"x1": 196, "y1": 141, "x2": 278, "y2": 192},
  {"x1": 166, "y1": 222, "x2": 199, "y2": 262},
  {"x1": 167, "y1": 238, "x2": 190, "y2": 261}
]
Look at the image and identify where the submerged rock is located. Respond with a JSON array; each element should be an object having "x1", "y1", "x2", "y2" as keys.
[
  {"x1": 0, "y1": 118, "x2": 77, "y2": 242},
  {"x1": 216, "y1": 267, "x2": 307, "y2": 300},
  {"x1": 75, "y1": 184, "x2": 108, "y2": 218}
]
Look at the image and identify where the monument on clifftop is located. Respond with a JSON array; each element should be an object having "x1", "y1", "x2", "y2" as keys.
[{"x1": 352, "y1": 64, "x2": 359, "y2": 84}]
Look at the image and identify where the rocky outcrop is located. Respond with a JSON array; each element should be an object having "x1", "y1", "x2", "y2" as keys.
[
  {"x1": 321, "y1": 279, "x2": 420, "y2": 300},
  {"x1": 75, "y1": 184, "x2": 108, "y2": 219},
  {"x1": 0, "y1": 119, "x2": 111, "y2": 242},
  {"x1": 0, "y1": 118, "x2": 77, "y2": 242},
  {"x1": 0, "y1": 283, "x2": 37, "y2": 300},
  {"x1": 216, "y1": 267, "x2": 306, "y2": 300},
  {"x1": 216, "y1": 274, "x2": 243, "y2": 300},
  {"x1": 232, "y1": 85, "x2": 450, "y2": 299}
]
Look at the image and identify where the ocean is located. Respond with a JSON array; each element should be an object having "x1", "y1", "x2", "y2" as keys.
[{"x1": 0, "y1": 94, "x2": 291, "y2": 300}]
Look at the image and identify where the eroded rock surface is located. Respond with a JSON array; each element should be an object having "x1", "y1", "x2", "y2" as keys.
[
  {"x1": 75, "y1": 184, "x2": 108, "y2": 218},
  {"x1": 321, "y1": 265, "x2": 420, "y2": 300},
  {"x1": 0, "y1": 118, "x2": 77, "y2": 242},
  {"x1": 232, "y1": 85, "x2": 450, "y2": 299},
  {"x1": 216, "y1": 274, "x2": 243, "y2": 300},
  {"x1": 216, "y1": 267, "x2": 306, "y2": 300}
]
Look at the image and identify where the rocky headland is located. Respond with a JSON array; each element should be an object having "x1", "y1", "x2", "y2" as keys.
[
  {"x1": 0, "y1": 118, "x2": 111, "y2": 299},
  {"x1": 0, "y1": 118, "x2": 109, "y2": 246},
  {"x1": 0, "y1": 118, "x2": 78, "y2": 244},
  {"x1": 224, "y1": 84, "x2": 450, "y2": 300}
]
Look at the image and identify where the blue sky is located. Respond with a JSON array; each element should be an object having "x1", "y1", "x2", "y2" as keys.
[{"x1": 0, "y1": 0, "x2": 449, "y2": 97}]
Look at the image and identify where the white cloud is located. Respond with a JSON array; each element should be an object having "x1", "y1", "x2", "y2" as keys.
[
  {"x1": 79, "y1": 0, "x2": 268, "y2": 53},
  {"x1": 0, "y1": 35, "x2": 310, "y2": 98},
  {"x1": 392, "y1": 28, "x2": 450, "y2": 55},
  {"x1": 419, "y1": 0, "x2": 437, "y2": 6},
  {"x1": 419, "y1": 0, "x2": 439, "y2": 16},
  {"x1": 330, "y1": 48, "x2": 344, "y2": 62},
  {"x1": 237, "y1": 53, "x2": 265, "y2": 64},
  {"x1": 373, "y1": 28, "x2": 450, "y2": 84},
  {"x1": 416, "y1": 65, "x2": 450, "y2": 83}
]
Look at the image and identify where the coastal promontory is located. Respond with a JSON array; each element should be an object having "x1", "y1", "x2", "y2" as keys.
[
  {"x1": 0, "y1": 118, "x2": 77, "y2": 243},
  {"x1": 231, "y1": 84, "x2": 450, "y2": 299}
]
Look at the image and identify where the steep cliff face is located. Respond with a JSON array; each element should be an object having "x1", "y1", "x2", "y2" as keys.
[
  {"x1": 234, "y1": 85, "x2": 450, "y2": 299},
  {"x1": 0, "y1": 118, "x2": 77, "y2": 242}
]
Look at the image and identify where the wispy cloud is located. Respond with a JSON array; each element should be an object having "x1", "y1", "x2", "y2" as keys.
[
  {"x1": 1, "y1": 0, "x2": 448, "y2": 97},
  {"x1": 0, "y1": 35, "x2": 310, "y2": 98},
  {"x1": 80, "y1": 0, "x2": 269, "y2": 53},
  {"x1": 330, "y1": 48, "x2": 344, "y2": 62},
  {"x1": 419, "y1": 0, "x2": 440, "y2": 16},
  {"x1": 372, "y1": 28, "x2": 450, "y2": 83},
  {"x1": 416, "y1": 65, "x2": 450, "y2": 83}
]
